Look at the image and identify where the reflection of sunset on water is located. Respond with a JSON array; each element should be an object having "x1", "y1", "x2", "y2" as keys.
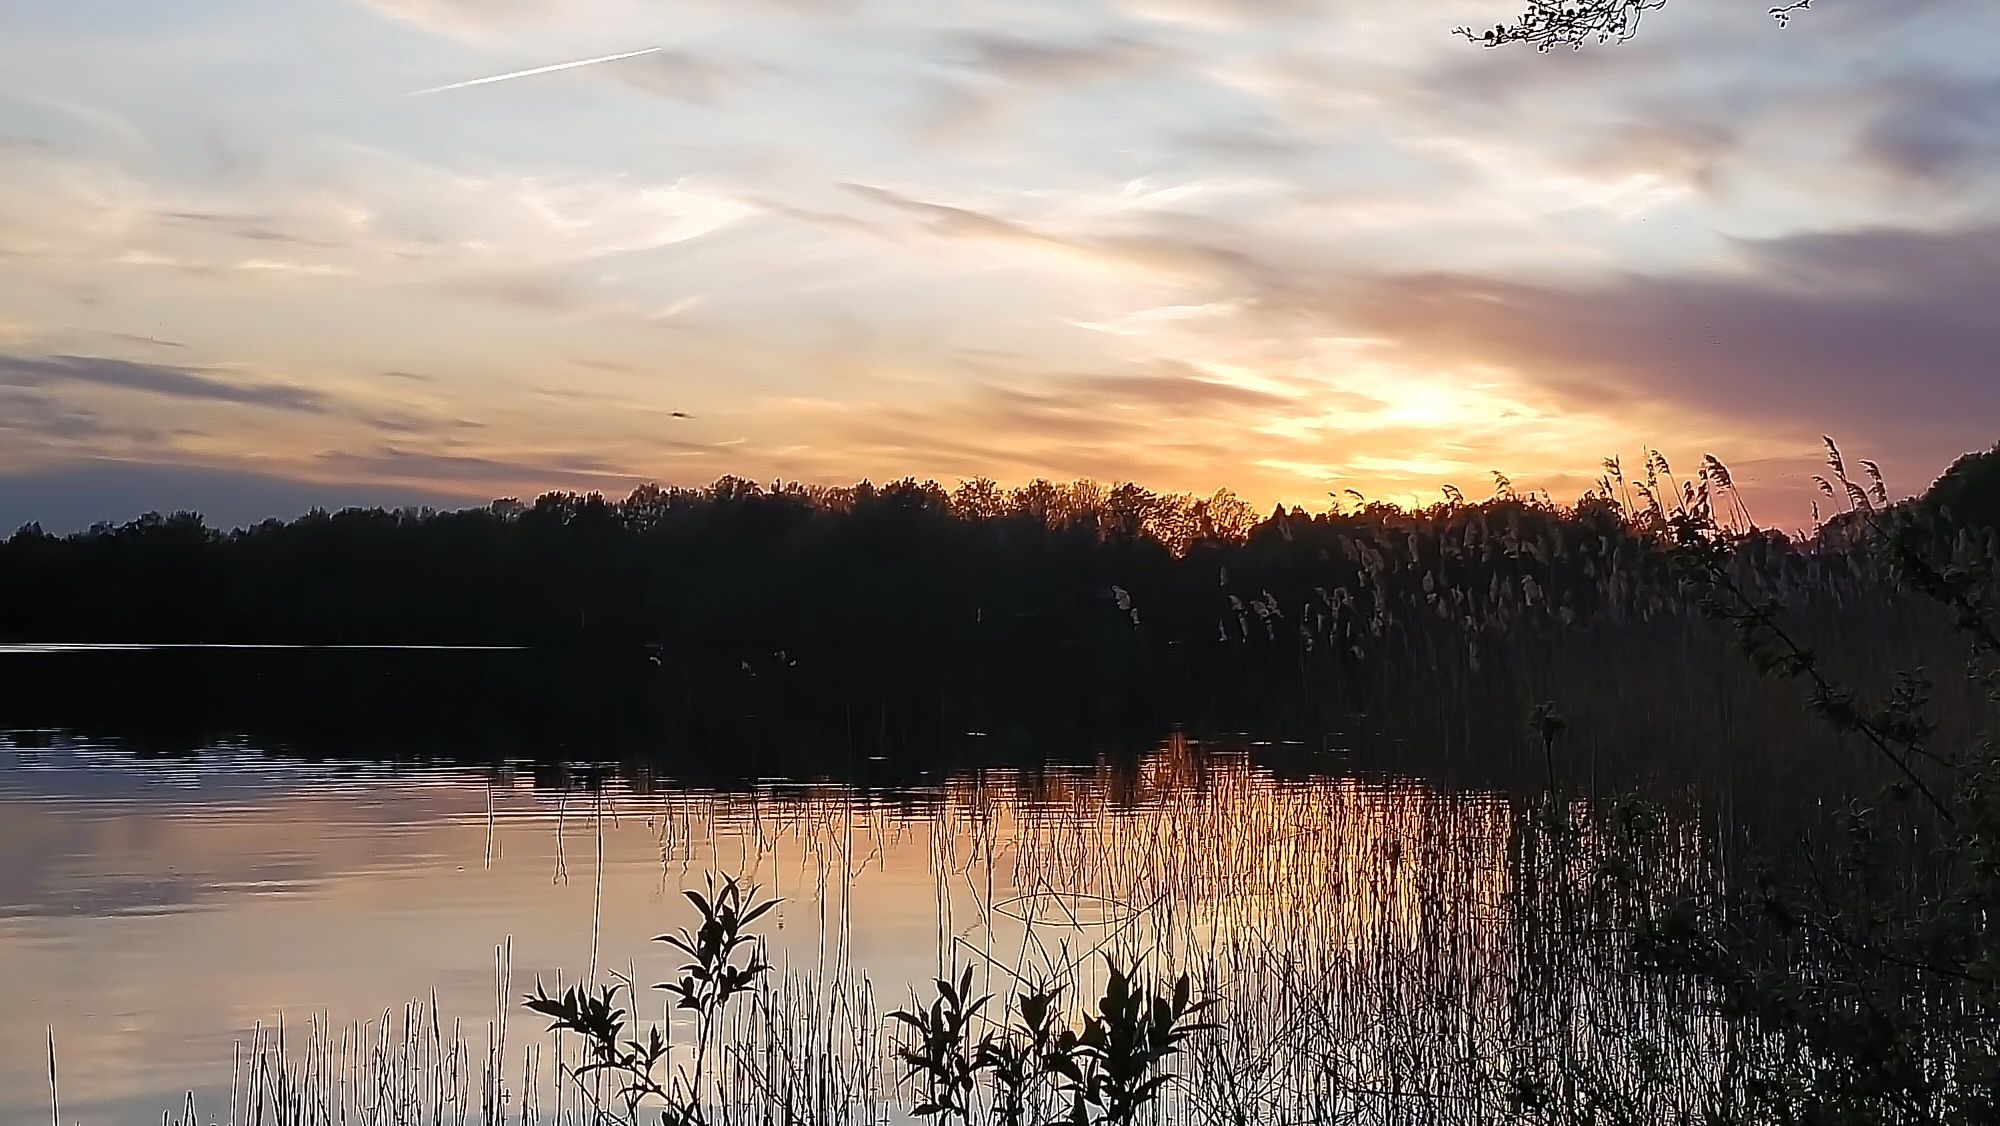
[{"x1": 1, "y1": 734, "x2": 1712, "y2": 1126}]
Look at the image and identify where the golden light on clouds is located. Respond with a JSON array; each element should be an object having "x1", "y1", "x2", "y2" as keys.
[{"x1": 1, "y1": 1, "x2": 1996, "y2": 531}]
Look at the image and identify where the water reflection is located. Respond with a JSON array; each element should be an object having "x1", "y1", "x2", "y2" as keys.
[{"x1": 1, "y1": 729, "x2": 1724, "y2": 1126}]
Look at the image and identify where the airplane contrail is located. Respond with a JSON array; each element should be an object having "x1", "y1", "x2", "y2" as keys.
[{"x1": 411, "y1": 46, "x2": 663, "y2": 95}]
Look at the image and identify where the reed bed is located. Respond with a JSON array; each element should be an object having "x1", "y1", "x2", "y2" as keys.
[{"x1": 115, "y1": 745, "x2": 1763, "y2": 1126}]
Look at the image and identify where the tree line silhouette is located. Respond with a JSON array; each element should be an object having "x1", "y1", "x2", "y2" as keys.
[{"x1": 3, "y1": 444, "x2": 1994, "y2": 675}]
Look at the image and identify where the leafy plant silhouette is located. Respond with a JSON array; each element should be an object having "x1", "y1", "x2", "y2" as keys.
[
  {"x1": 890, "y1": 967, "x2": 989, "y2": 1123},
  {"x1": 525, "y1": 874, "x2": 774, "y2": 1126},
  {"x1": 1051, "y1": 959, "x2": 1216, "y2": 1126},
  {"x1": 890, "y1": 958, "x2": 1213, "y2": 1126},
  {"x1": 974, "y1": 981, "x2": 1065, "y2": 1126}
]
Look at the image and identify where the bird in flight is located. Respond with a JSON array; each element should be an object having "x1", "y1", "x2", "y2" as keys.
[{"x1": 411, "y1": 47, "x2": 663, "y2": 96}]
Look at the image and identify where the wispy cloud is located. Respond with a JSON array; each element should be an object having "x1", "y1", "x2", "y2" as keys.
[
  {"x1": 839, "y1": 183, "x2": 1280, "y2": 288},
  {"x1": 313, "y1": 446, "x2": 642, "y2": 487},
  {"x1": 355, "y1": 0, "x2": 560, "y2": 41},
  {"x1": 104, "y1": 332, "x2": 188, "y2": 350},
  {"x1": 0, "y1": 389, "x2": 169, "y2": 447},
  {"x1": 0, "y1": 353, "x2": 331, "y2": 414},
  {"x1": 951, "y1": 31, "x2": 1170, "y2": 87}
]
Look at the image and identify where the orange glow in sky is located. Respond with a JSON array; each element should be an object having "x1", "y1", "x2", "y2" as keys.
[{"x1": 2, "y1": 1, "x2": 1996, "y2": 530}]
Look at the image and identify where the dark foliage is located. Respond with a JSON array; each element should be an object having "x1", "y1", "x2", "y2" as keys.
[
  {"x1": 1544, "y1": 445, "x2": 2000, "y2": 1125},
  {"x1": 1460, "y1": 0, "x2": 1814, "y2": 50},
  {"x1": 0, "y1": 472, "x2": 1874, "y2": 658},
  {"x1": 1923, "y1": 442, "x2": 2000, "y2": 536}
]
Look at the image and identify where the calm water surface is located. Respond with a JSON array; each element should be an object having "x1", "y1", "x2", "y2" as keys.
[
  {"x1": 0, "y1": 646, "x2": 1784, "y2": 1126},
  {"x1": 1, "y1": 738, "x2": 1535, "y2": 1126}
]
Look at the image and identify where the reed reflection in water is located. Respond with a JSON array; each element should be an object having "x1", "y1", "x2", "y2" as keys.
[{"x1": 0, "y1": 733, "x2": 1724, "y2": 1126}]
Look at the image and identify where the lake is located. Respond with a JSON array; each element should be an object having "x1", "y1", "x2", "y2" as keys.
[{"x1": 0, "y1": 643, "x2": 1924, "y2": 1126}]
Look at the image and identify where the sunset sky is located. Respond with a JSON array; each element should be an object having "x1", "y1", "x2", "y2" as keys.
[{"x1": 3, "y1": 0, "x2": 1997, "y2": 531}]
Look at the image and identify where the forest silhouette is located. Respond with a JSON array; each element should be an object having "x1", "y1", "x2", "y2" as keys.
[{"x1": 3, "y1": 443, "x2": 1996, "y2": 697}]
